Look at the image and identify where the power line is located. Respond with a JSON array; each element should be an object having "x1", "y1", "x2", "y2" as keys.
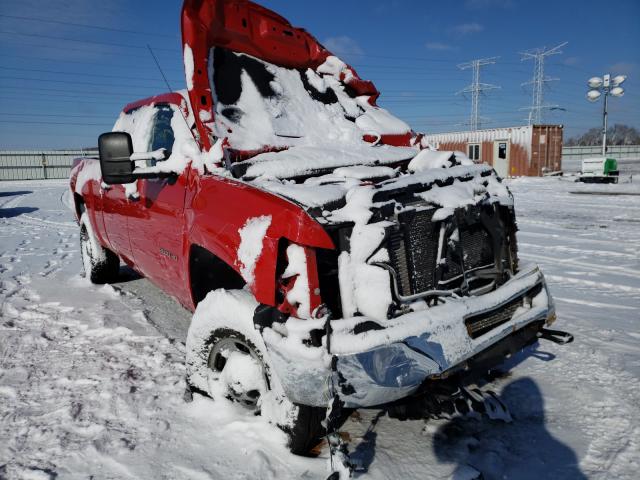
[
  {"x1": 0, "y1": 30, "x2": 178, "y2": 53},
  {"x1": 0, "y1": 120, "x2": 111, "y2": 126},
  {"x1": 0, "y1": 13, "x2": 178, "y2": 38},
  {"x1": 1, "y1": 112, "x2": 117, "y2": 118},
  {"x1": 0, "y1": 95, "x2": 127, "y2": 106},
  {"x1": 0, "y1": 129, "x2": 102, "y2": 139},
  {"x1": 456, "y1": 57, "x2": 500, "y2": 130},
  {"x1": 520, "y1": 42, "x2": 568, "y2": 124},
  {"x1": 0, "y1": 92, "x2": 131, "y2": 105},
  {"x1": 0, "y1": 40, "x2": 162, "y2": 59},
  {"x1": 0, "y1": 85, "x2": 163, "y2": 97},
  {"x1": 0, "y1": 54, "x2": 184, "y2": 72},
  {"x1": 0, "y1": 66, "x2": 183, "y2": 83},
  {"x1": 0, "y1": 75, "x2": 172, "y2": 90}
]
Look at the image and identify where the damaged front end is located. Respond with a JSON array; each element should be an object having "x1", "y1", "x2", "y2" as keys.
[{"x1": 258, "y1": 164, "x2": 559, "y2": 409}]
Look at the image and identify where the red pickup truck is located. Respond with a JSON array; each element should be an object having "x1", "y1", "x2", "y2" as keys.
[{"x1": 70, "y1": 0, "x2": 565, "y2": 456}]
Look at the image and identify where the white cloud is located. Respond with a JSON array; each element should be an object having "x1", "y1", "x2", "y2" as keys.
[
  {"x1": 563, "y1": 56, "x2": 580, "y2": 66},
  {"x1": 452, "y1": 22, "x2": 484, "y2": 35},
  {"x1": 607, "y1": 62, "x2": 636, "y2": 75},
  {"x1": 322, "y1": 35, "x2": 364, "y2": 61},
  {"x1": 425, "y1": 42, "x2": 456, "y2": 51}
]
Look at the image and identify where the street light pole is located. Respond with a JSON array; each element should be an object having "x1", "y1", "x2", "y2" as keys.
[
  {"x1": 587, "y1": 73, "x2": 626, "y2": 157},
  {"x1": 602, "y1": 87, "x2": 608, "y2": 156}
]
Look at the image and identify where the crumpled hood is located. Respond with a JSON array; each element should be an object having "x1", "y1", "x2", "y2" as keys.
[
  {"x1": 232, "y1": 144, "x2": 417, "y2": 180},
  {"x1": 248, "y1": 150, "x2": 512, "y2": 223}
]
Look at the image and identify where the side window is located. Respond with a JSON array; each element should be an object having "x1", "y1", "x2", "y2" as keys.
[
  {"x1": 468, "y1": 143, "x2": 481, "y2": 162},
  {"x1": 148, "y1": 105, "x2": 175, "y2": 164}
]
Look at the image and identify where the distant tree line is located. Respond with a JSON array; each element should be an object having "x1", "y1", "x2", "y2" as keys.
[{"x1": 564, "y1": 124, "x2": 640, "y2": 146}]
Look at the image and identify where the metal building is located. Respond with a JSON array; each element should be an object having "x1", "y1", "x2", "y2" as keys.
[{"x1": 422, "y1": 124, "x2": 563, "y2": 177}]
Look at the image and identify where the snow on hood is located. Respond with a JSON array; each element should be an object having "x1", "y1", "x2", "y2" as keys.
[
  {"x1": 248, "y1": 152, "x2": 509, "y2": 218},
  {"x1": 234, "y1": 144, "x2": 416, "y2": 180},
  {"x1": 408, "y1": 149, "x2": 474, "y2": 172},
  {"x1": 208, "y1": 48, "x2": 411, "y2": 154}
]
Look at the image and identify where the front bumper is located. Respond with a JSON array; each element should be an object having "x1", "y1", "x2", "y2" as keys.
[{"x1": 264, "y1": 263, "x2": 554, "y2": 408}]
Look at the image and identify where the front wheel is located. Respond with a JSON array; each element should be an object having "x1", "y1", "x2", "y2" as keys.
[
  {"x1": 186, "y1": 289, "x2": 326, "y2": 455},
  {"x1": 79, "y1": 213, "x2": 119, "y2": 284}
]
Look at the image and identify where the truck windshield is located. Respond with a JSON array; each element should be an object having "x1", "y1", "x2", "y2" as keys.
[{"x1": 208, "y1": 47, "x2": 410, "y2": 155}]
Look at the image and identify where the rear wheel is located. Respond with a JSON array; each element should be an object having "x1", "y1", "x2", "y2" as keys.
[
  {"x1": 79, "y1": 214, "x2": 119, "y2": 284},
  {"x1": 186, "y1": 289, "x2": 327, "y2": 455}
]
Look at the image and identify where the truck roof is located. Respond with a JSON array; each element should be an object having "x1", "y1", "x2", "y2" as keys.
[{"x1": 123, "y1": 92, "x2": 188, "y2": 115}]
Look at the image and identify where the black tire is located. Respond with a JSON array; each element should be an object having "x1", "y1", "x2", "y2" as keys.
[
  {"x1": 186, "y1": 290, "x2": 335, "y2": 456},
  {"x1": 80, "y1": 222, "x2": 119, "y2": 284},
  {"x1": 286, "y1": 404, "x2": 328, "y2": 456},
  {"x1": 206, "y1": 328, "x2": 326, "y2": 455}
]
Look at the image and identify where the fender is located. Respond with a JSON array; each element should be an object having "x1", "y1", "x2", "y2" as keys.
[
  {"x1": 186, "y1": 173, "x2": 333, "y2": 308},
  {"x1": 71, "y1": 159, "x2": 110, "y2": 249}
]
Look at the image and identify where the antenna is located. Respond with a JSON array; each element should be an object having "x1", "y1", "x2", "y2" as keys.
[
  {"x1": 456, "y1": 57, "x2": 500, "y2": 131},
  {"x1": 146, "y1": 44, "x2": 198, "y2": 144},
  {"x1": 520, "y1": 41, "x2": 567, "y2": 125}
]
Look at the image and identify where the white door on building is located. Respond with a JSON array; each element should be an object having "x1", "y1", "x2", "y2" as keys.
[{"x1": 493, "y1": 140, "x2": 510, "y2": 177}]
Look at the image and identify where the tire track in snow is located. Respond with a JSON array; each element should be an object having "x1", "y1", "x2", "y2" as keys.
[
  {"x1": 545, "y1": 274, "x2": 640, "y2": 295},
  {"x1": 518, "y1": 242, "x2": 638, "y2": 261},
  {"x1": 519, "y1": 251, "x2": 640, "y2": 280}
]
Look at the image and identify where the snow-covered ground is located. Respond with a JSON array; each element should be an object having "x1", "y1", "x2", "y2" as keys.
[{"x1": 1, "y1": 177, "x2": 638, "y2": 479}]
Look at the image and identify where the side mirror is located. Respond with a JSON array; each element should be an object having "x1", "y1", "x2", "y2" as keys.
[
  {"x1": 98, "y1": 132, "x2": 172, "y2": 185},
  {"x1": 98, "y1": 132, "x2": 135, "y2": 185}
]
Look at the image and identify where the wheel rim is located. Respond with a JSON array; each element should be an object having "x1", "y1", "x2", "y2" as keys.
[{"x1": 207, "y1": 336, "x2": 267, "y2": 409}]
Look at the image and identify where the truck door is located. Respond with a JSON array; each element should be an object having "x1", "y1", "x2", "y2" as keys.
[{"x1": 127, "y1": 104, "x2": 191, "y2": 304}]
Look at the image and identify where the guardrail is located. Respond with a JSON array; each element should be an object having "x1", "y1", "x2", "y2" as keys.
[{"x1": 0, "y1": 150, "x2": 97, "y2": 181}]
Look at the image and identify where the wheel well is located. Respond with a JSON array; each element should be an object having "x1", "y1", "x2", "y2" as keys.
[
  {"x1": 189, "y1": 244, "x2": 246, "y2": 306},
  {"x1": 73, "y1": 193, "x2": 85, "y2": 219}
]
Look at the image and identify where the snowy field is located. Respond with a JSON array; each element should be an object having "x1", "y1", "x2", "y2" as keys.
[{"x1": 1, "y1": 177, "x2": 639, "y2": 479}]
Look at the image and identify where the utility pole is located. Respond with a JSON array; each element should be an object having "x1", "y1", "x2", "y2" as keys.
[
  {"x1": 520, "y1": 42, "x2": 567, "y2": 125},
  {"x1": 457, "y1": 57, "x2": 500, "y2": 131}
]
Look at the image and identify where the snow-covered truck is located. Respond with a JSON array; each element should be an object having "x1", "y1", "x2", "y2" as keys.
[
  {"x1": 578, "y1": 156, "x2": 620, "y2": 183},
  {"x1": 69, "y1": 0, "x2": 568, "y2": 457}
]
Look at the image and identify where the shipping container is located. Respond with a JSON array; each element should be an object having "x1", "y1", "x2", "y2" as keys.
[{"x1": 421, "y1": 125, "x2": 563, "y2": 177}]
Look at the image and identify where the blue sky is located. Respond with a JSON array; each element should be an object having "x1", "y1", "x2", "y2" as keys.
[{"x1": 1, "y1": 0, "x2": 638, "y2": 149}]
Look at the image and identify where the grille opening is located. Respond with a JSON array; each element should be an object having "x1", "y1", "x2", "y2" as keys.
[
  {"x1": 316, "y1": 247, "x2": 342, "y2": 318},
  {"x1": 316, "y1": 225, "x2": 351, "y2": 318},
  {"x1": 464, "y1": 283, "x2": 543, "y2": 339},
  {"x1": 388, "y1": 205, "x2": 505, "y2": 298},
  {"x1": 388, "y1": 209, "x2": 439, "y2": 296}
]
